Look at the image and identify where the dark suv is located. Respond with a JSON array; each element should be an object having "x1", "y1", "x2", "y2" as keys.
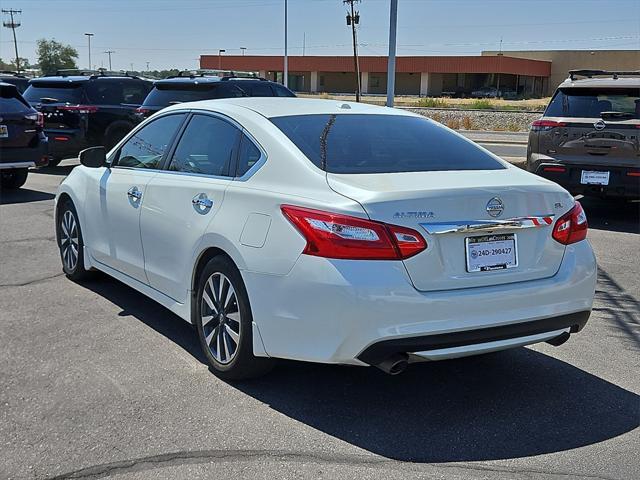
[
  {"x1": 0, "y1": 82, "x2": 48, "y2": 189},
  {"x1": 528, "y1": 70, "x2": 639, "y2": 199},
  {"x1": 23, "y1": 71, "x2": 152, "y2": 166},
  {"x1": 0, "y1": 71, "x2": 30, "y2": 93},
  {"x1": 135, "y1": 73, "x2": 295, "y2": 120}
]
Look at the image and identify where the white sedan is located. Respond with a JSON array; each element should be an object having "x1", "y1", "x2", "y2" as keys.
[{"x1": 55, "y1": 98, "x2": 597, "y2": 379}]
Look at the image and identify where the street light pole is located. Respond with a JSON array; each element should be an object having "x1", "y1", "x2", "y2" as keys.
[
  {"x1": 84, "y1": 33, "x2": 94, "y2": 70},
  {"x1": 386, "y1": 0, "x2": 398, "y2": 107},
  {"x1": 218, "y1": 49, "x2": 225, "y2": 69},
  {"x1": 283, "y1": 0, "x2": 288, "y2": 87}
]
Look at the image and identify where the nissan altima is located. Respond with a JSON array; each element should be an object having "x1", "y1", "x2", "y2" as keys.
[{"x1": 55, "y1": 98, "x2": 597, "y2": 379}]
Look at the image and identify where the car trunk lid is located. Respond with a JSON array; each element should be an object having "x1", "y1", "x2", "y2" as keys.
[{"x1": 327, "y1": 168, "x2": 573, "y2": 292}]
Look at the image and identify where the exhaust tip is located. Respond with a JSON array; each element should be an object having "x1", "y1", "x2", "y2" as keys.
[
  {"x1": 376, "y1": 353, "x2": 409, "y2": 375},
  {"x1": 546, "y1": 331, "x2": 571, "y2": 347}
]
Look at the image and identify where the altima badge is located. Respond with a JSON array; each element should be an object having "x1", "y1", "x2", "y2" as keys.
[
  {"x1": 393, "y1": 211, "x2": 435, "y2": 219},
  {"x1": 486, "y1": 197, "x2": 504, "y2": 217}
]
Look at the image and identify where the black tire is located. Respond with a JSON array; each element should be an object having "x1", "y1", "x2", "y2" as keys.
[
  {"x1": 104, "y1": 122, "x2": 133, "y2": 150},
  {"x1": 47, "y1": 158, "x2": 63, "y2": 168},
  {"x1": 0, "y1": 168, "x2": 28, "y2": 189},
  {"x1": 56, "y1": 199, "x2": 91, "y2": 281},
  {"x1": 195, "y1": 256, "x2": 274, "y2": 380}
]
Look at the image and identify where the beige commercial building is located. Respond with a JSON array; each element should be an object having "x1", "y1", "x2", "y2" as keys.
[{"x1": 482, "y1": 50, "x2": 640, "y2": 95}]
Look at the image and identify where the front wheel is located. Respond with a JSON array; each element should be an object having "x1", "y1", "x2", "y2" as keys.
[
  {"x1": 56, "y1": 200, "x2": 91, "y2": 280},
  {"x1": 195, "y1": 256, "x2": 274, "y2": 380},
  {"x1": 0, "y1": 168, "x2": 28, "y2": 189}
]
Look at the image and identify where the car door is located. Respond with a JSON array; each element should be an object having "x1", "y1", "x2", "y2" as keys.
[
  {"x1": 85, "y1": 113, "x2": 186, "y2": 282},
  {"x1": 140, "y1": 112, "x2": 240, "y2": 302}
]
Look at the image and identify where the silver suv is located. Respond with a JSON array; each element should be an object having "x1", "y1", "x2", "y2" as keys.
[{"x1": 527, "y1": 70, "x2": 639, "y2": 199}]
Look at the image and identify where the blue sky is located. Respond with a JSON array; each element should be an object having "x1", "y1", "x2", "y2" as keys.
[{"x1": 1, "y1": 0, "x2": 639, "y2": 70}]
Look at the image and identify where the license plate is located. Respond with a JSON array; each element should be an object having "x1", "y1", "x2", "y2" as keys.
[
  {"x1": 0, "y1": 125, "x2": 7, "y2": 138},
  {"x1": 466, "y1": 234, "x2": 517, "y2": 272},
  {"x1": 581, "y1": 170, "x2": 610, "y2": 185}
]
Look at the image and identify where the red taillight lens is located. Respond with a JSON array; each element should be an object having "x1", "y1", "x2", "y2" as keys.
[
  {"x1": 281, "y1": 205, "x2": 427, "y2": 260},
  {"x1": 36, "y1": 112, "x2": 44, "y2": 128},
  {"x1": 542, "y1": 166, "x2": 566, "y2": 173},
  {"x1": 531, "y1": 119, "x2": 566, "y2": 131},
  {"x1": 627, "y1": 169, "x2": 640, "y2": 177},
  {"x1": 58, "y1": 105, "x2": 98, "y2": 114},
  {"x1": 135, "y1": 107, "x2": 150, "y2": 114},
  {"x1": 552, "y1": 201, "x2": 588, "y2": 245}
]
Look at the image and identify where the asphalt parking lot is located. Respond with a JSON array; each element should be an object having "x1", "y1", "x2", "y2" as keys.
[{"x1": 1, "y1": 160, "x2": 638, "y2": 480}]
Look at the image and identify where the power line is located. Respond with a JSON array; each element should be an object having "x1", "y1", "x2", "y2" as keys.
[{"x1": 344, "y1": 0, "x2": 361, "y2": 102}]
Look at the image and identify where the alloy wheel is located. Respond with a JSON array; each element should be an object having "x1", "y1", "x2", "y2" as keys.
[
  {"x1": 60, "y1": 210, "x2": 79, "y2": 271},
  {"x1": 201, "y1": 272, "x2": 242, "y2": 365}
]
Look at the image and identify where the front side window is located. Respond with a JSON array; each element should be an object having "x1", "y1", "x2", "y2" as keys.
[
  {"x1": 116, "y1": 114, "x2": 185, "y2": 169},
  {"x1": 271, "y1": 114, "x2": 505, "y2": 174},
  {"x1": 169, "y1": 114, "x2": 240, "y2": 176},
  {"x1": 236, "y1": 134, "x2": 262, "y2": 177},
  {"x1": 545, "y1": 88, "x2": 640, "y2": 119}
]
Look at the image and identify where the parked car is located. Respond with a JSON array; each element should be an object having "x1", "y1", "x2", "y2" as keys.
[
  {"x1": 55, "y1": 98, "x2": 596, "y2": 379},
  {"x1": 471, "y1": 86, "x2": 500, "y2": 98},
  {"x1": 0, "y1": 82, "x2": 48, "y2": 190},
  {"x1": 0, "y1": 71, "x2": 30, "y2": 93},
  {"x1": 527, "y1": 70, "x2": 640, "y2": 199},
  {"x1": 23, "y1": 71, "x2": 152, "y2": 166},
  {"x1": 135, "y1": 73, "x2": 295, "y2": 121}
]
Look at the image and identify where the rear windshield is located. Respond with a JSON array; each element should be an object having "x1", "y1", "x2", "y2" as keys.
[
  {"x1": 545, "y1": 88, "x2": 640, "y2": 119},
  {"x1": 24, "y1": 83, "x2": 85, "y2": 104},
  {"x1": 0, "y1": 86, "x2": 31, "y2": 112},
  {"x1": 143, "y1": 83, "x2": 245, "y2": 107},
  {"x1": 270, "y1": 114, "x2": 505, "y2": 174}
]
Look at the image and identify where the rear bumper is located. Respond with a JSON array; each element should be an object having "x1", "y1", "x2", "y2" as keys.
[
  {"x1": 531, "y1": 158, "x2": 640, "y2": 199},
  {"x1": 244, "y1": 240, "x2": 597, "y2": 365},
  {"x1": 44, "y1": 129, "x2": 87, "y2": 159},
  {"x1": 0, "y1": 139, "x2": 49, "y2": 168}
]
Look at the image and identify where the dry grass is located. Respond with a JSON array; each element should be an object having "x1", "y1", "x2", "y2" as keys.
[
  {"x1": 429, "y1": 112, "x2": 443, "y2": 123},
  {"x1": 446, "y1": 118, "x2": 461, "y2": 130},
  {"x1": 461, "y1": 115, "x2": 474, "y2": 130}
]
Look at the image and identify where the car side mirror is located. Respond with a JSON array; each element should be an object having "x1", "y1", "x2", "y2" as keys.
[{"x1": 79, "y1": 146, "x2": 107, "y2": 168}]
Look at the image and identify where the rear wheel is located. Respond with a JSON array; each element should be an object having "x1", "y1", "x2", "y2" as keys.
[
  {"x1": 0, "y1": 168, "x2": 28, "y2": 189},
  {"x1": 56, "y1": 200, "x2": 91, "y2": 280},
  {"x1": 195, "y1": 256, "x2": 273, "y2": 380}
]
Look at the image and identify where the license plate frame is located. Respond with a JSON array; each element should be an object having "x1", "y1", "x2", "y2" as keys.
[
  {"x1": 0, "y1": 125, "x2": 8, "y2": 138},
  {"x1": 580, "y1": 170, "x2": 610, "y2": 186},
  {"x1": 465, "y1": 233, "x2": 518, "y2": 273}
]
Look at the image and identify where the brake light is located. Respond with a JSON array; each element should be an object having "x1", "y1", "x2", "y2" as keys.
[
  {"x1": 58, "y1": 105, "x2": 98, "y2": 114},
  {"x1": 552, "y1": 202, "x2": 588, "y2": 245},
  {"x1": 36, "y1": 112, "x2": 44, "y2": 128},
  {"x1": 281, "y1": 205, "x2": 427, "y2": 260},
  {"x1": 543, "y1": 166, "x2": 566, "y2": 173},
  {"x1": 531, "y1": 119, "x2": 566, "y2": 131},
  {"x1": 135, "y1": 107, "x2": 150, "y2": 114},
  {"x1": 627, "y1": 170, "x2": 640, "y2": 177}
]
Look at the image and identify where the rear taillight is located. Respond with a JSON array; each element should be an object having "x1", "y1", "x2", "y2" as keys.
[
  {"x1": 627, "y1": 169, "x2": 640, "y2": 177},
  {"x1": 542, "y1": 166, "x2": 566, "y2": 173},
  {"x1": 531, "y1": 119, "x2": 566, "y2": 131},
  {"x1": 135, "y1": 107, "x2": 150, "y2": 115},
  {"x1": 36, "y1": 112, "x2": 44, "y2": 128},
  {"x1": 281, "y1": 205, "x2": 427, "y2": 260},
  {"x1": 552, "y1": 201, "x2": 588, "y2": 245},
  {"x1": 58, "y1": 105, "x2": 98, "y2": 114}
]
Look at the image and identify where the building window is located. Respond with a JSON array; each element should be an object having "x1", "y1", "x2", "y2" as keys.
[
  {"x1": 319, "y1": 75, "x2": 325, "y2": 86},
  {"x1": 370, "y1": 76, "x2": 380, "y2": 88}
]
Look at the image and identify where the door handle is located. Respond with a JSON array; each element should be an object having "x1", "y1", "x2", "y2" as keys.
[
  {"x1": 192, "y1": 193, "x2": 213, "y2": 212},
  {"x1": 127, "y1": 186, "x2": 142, "y2": 201}
]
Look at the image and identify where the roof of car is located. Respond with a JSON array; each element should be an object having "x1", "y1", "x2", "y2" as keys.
[
  {"x1": 558, "y1": 77, "x2": 640, "y2": 89},
  {"x1": 152, "y1": 76, "x2": 278, "y2": 86},
  {"x1": 30, "y1": 75, "x2": 147, "y2": 84},
  {"x1": 163, "y1": 97, "x2": 409, "y2": 118}
]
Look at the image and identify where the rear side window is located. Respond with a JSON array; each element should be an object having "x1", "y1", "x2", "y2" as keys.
[
  {"x1": 143, "y1": 83, "x2": 244, "y2": 107},
  {"x1": 85, "y1": 80, "x2": 148, "y2": 105},
  {"x1": 238, "y1": 82, "x2": 273, "y2": 97},
  {"x1": 545, "y1": 88, "x2": 640, "y2": 119},
  {"x1": 272, "y1": 84, "x2": 295, "y2": 97},
  {"x1": 271, "y1": 114, "x2": 505, "y2": 174},
  {"x1": 236, "y1": 134, "x2": 262, "y2": 177},
  {"x1": 116, "y1": 114, "x2": 185, "y2": 169},
  {"x1": 0, "y1": 86, "x2": 31, "y2": 113},
  {"x1": 23, "y1": 83, "x2": 85, "y2": 104},
  {"x1": 169, "y1": 114, "x2": 240, "y2": 177}
]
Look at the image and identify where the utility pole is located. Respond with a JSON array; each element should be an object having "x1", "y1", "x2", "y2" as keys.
[
  {"x1": 104, "y1": 50, "x2": 114, "y2": 71},
  {"x1": 84, "y1": 33, "x2": 94, "y2": 70},
  {"x1": 283, "y1": 0, "x2": 288, "y2": 87},
  {"x1": 130, "y1": 62, "x2": 134, "y2": 72},
  {"x1": 303, "y1": 32, "x2": 306, "y2": 56},
  {"x1": 386, "y1": 0, "x2": 398, "y2": 107},
  {"x1": 344, "y1": 0, "x2": 361, "y2": 102},
  {"x1": 218, "y1": 49, "x2": 225, "y2": 69},
  {"x1": 496, "y1": 37, "x2": 503, "y2": 97},
  {"x1": 240, "y1": 47, "x2": 247, "y2": 56},
  {"x1": 146, "y1": 61, "x2": 150, "y2": 72},
  {"x1": 2, "y1": 9, "x2": 22, "y2": 73}
]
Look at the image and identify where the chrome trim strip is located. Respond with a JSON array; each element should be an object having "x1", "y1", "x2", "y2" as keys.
[
  {"x1": 0, "y1": 161, "x2": 36, "y2": 169},
  {"x1": 420, "y1": 216, "x2": 555, "y2": 235}
]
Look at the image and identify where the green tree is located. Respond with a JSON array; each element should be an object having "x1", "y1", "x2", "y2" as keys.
[
  {"x1": 36, "y1": 39, "x2": 78, "y2": 75},
  {"x1": 0, "y1": 57, "x2": 13, "y2": 70}
]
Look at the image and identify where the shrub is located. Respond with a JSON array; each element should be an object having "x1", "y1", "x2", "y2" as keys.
[
  {"x1": 461, "y1": 115, "x2": 474, "y2": 130},
  {"x1": 468, "y1": 99, "x2": 492, "y2": 110},
  {"x1": 416, "y1": 97, "x2": 448, "y2": 108},
  {"x1": 446, "y1": 118, "x2": 461, "y2": 130},
  {"x1": 429, "y1": 112, "x2": 443, "y2": 123}
]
